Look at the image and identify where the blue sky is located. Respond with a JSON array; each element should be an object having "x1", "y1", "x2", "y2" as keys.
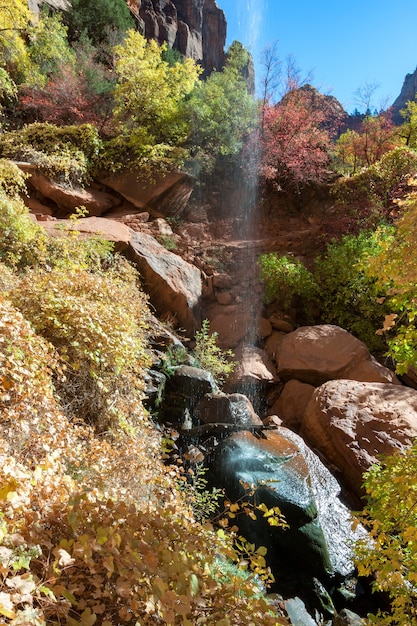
[{"x1": 216, "y1": 0, "x2": 417, "y2": 113}]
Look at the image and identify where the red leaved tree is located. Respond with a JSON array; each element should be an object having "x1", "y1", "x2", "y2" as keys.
[
  {"x1": 261, "y1": 85, "x2": 336, "y2": 194},
  {"x1": 334, "y1": 111, "x2": 398, "y2": 174},
  {"x1": 18, "y1": 62, "x2": 114, "y2": 130}
]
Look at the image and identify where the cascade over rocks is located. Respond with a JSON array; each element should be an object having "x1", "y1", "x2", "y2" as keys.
[
  {"x1": 207, "y1": 427, "x2": 365, "y2": 596},
  {"x1": 302, "y1": 379, "x2": 417, "y2": 498},
  {"x1": 195, "y1": 392, "x2": 262, "y2": 427}
]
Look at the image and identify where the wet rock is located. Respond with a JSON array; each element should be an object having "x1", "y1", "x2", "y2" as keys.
[
  {"x1": 195, "y1": 392, "x2": 262, "y2": 427},
  {"x1": 333, "y1": 609, "x2": 367, "y2": 625},
  {"x1": 162, "y1": 365, "x2": 217, "y2": 427},
  {"x1": 302, "y1": 379, "x2": 417, "y2": 498},
  {"x1": 225, "y1": 344, "x2": 278, "y2": 414},
  {"x1": 209, "y1": 426, "x2": 365, "y2": 585},
  {"x1": 284, "y1": 597, "x2": 319, "y2": 625},
  {"x1": 276, "y1": 325, "x2": 399, "y2": 386},
  {"x1": 128, "y1": 231, "x2": 202, "y2": 335}
]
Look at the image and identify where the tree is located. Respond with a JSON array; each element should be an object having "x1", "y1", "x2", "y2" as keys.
[
  {"x1": 365, "y1": 184, "x2": 417, "y2": 373},
  {"x1": 334, "y1": 112, "x2": 398, "y2": 174},
  {"x1": 110, "y1": 30, "x2": 201, "y2": 172},
  {"x1": 0, "y1": 0, "x2": 35, "y2": 85},
  {"x1": 399, "y1": 99, "x2": 417, "y2": 148},
  {"x1": 186, "y1": 41, "x2": 258, "y2": 174},
  {"x1": 64, "y1": 0, "x2": 134, "y2": 47},
  {"x1": 261, "y1": 86, "x2": 334, "y2": 193},
  {"x1": 19, "y1": 36, "x2": 114, "y2": 129}
]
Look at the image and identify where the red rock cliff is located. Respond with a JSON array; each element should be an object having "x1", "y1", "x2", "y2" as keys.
[{"x1": 128, "y1": 0, "x2": 226, "y2": 73}]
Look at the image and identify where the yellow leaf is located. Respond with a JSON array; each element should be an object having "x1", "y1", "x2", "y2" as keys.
[{"x1": 80, "y1": 608, "x2": 97, "y2": 626}]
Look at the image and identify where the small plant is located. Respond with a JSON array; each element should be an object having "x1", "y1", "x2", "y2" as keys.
[
  {"x1": 193, "y1": 319, "x2": 235, "y2": 384},
  {"x1": 177, "y1": 464, "x2": 224, "y2": 522},
  {"x1": 157, "y1": 233, "x2": 177, "y2": 251}
]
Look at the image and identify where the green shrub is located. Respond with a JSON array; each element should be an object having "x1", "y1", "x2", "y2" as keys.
[
  {"x1": 0, "y1": 122, "x2": 102, "y2": 185},
  {"x1": 258, "y1": 229, "x2": 392, "y2": 351},
  {"x1": 0, "y1": 191, "x2": 49, "y2": 268},
  {"x1": 314, "y1": 229, "x2": 392, "y2": 350},
  {"x1": 10, "y1": 261, "x2": 150, "y2": 429},
  {"x1": 0, "y1": 158, "x2": 28, "y2": 196},
  {"x1": 258, "y1": 253, "x2": 318, "y2": 312},
  {"x1": 331, "y1": 146, "x2": 417, "y2": 216}
]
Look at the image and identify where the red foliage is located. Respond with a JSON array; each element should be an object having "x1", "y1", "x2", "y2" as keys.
[
  {"x1": 18, "y1": 64, "x2": 113, "y2": 130},
  {"x1": 261, "y1": 87, "x2": 335, "y2": 192}
]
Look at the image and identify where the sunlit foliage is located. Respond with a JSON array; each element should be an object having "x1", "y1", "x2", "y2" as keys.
[
  {"x1": 109, "y1": 30, "x2": 201, "y2": 173},
  {"x1": 364, "y1": 183, "x2": 417, "y2": 373},
  {"x1": 354, "y1": 443, "x2": 417, "y2": 625},
  {"x1": 186, "y1": 41, "x2": 258, "y2": 174}
]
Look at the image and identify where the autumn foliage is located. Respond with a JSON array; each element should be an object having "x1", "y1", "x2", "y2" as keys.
[
  {"x1": 0, "y1": 174, "x2": 287, "y2": 625},
  {"x1": 261, "y1": 86, "x2": 336, "y2": 193}
]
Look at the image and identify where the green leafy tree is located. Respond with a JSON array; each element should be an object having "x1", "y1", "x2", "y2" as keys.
[
  {"x1": 27, "y1": 10, "x2": 75, "y2": 79},
  {"x1": 110, "y1": 30, "x2": 201, "y2": 172},
  {"x1": 334, "y1": 113, "x2": 398, "y2": 175},
  {"x1": 354, "y1": 443, "x2": 417, "y2": 625},
  {"x1": 399, "y1": 98, "x2": 417, "y2": 148},
  {"x1": 186, "y1": 41, "x2": 258, "y2": 173},
  {"x1": 64, "y1": 0, "x2": 134, "y2": 46}
]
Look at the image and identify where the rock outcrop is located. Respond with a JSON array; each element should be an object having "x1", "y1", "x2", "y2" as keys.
[
  {"x1": 128, "y1": 230, "x2": 202, "y2": 335},
  {"x1": 128, "y1": 0, "x2": 226, "y2": 74},
  {"x1": 302, "y1": 379, "x2": 417, "y2": 498},
  {"x1": 276, "y1": 324, "x2": 399, "y2": 386},
  {"x1": 391, "y1": 66, "x2": 417, "y2": 123}
]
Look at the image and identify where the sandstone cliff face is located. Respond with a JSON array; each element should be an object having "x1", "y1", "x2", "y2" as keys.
[
  {"x1": 128, "y1": 0, "x2": 226, "y2": 73},
  {"x1": 391, "y1": 67, "x2": 417, "y2": 123}
]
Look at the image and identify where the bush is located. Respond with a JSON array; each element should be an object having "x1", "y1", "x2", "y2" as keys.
[
  {"x1": 10, "y1": 261, "x2": 150, "y2": 430},
  {"x1": 0, "y1": 190, "x2": 49, "y2": 268},
  {"x1": 0, "y1": 122, "x2": 102, "y2": 185},
  {"x1": 258, "y1": 253, "x2": 318, "y2": 313},
  {"x1": 314, "y1": 229, "x2": 392, "y2": 351},
  {"x1": 258, "y1": 229, "x2": 392, "y2": 351},
  {"x1": 354, "y1": 443, "x2": 417, "y2": 625},
  {"x1": 328, "y1": 146, "x2": 417, "y2": 238},
  {"x1": 193, "y1": 319, "x2": 235, "y2": 385}
]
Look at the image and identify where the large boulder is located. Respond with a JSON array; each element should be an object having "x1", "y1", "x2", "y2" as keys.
[
  {"x1": 302, "y1": 379, "x2": 417, "y2": 498},
  {"x1": 128, "y1": 231, "x2": 202, "y2": 335},
  {"x1": 27, "y1": 172, "x2": 120, "y2": 217},
  {"x1": 39, "y1": 216, "x2": 131, "y2": 249},
  {"x1": 97, "y1": 170, "x2": 193, "y2": 218},
  {"x1": 276, "y1": 325, "x2": 399, "y2": 386},
  {"x1": 208, "y1": 428, "x2": 365, "y2": 585},
  {"x1": 270, "y1": 379, "x2": 315, "y2": 430}
]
